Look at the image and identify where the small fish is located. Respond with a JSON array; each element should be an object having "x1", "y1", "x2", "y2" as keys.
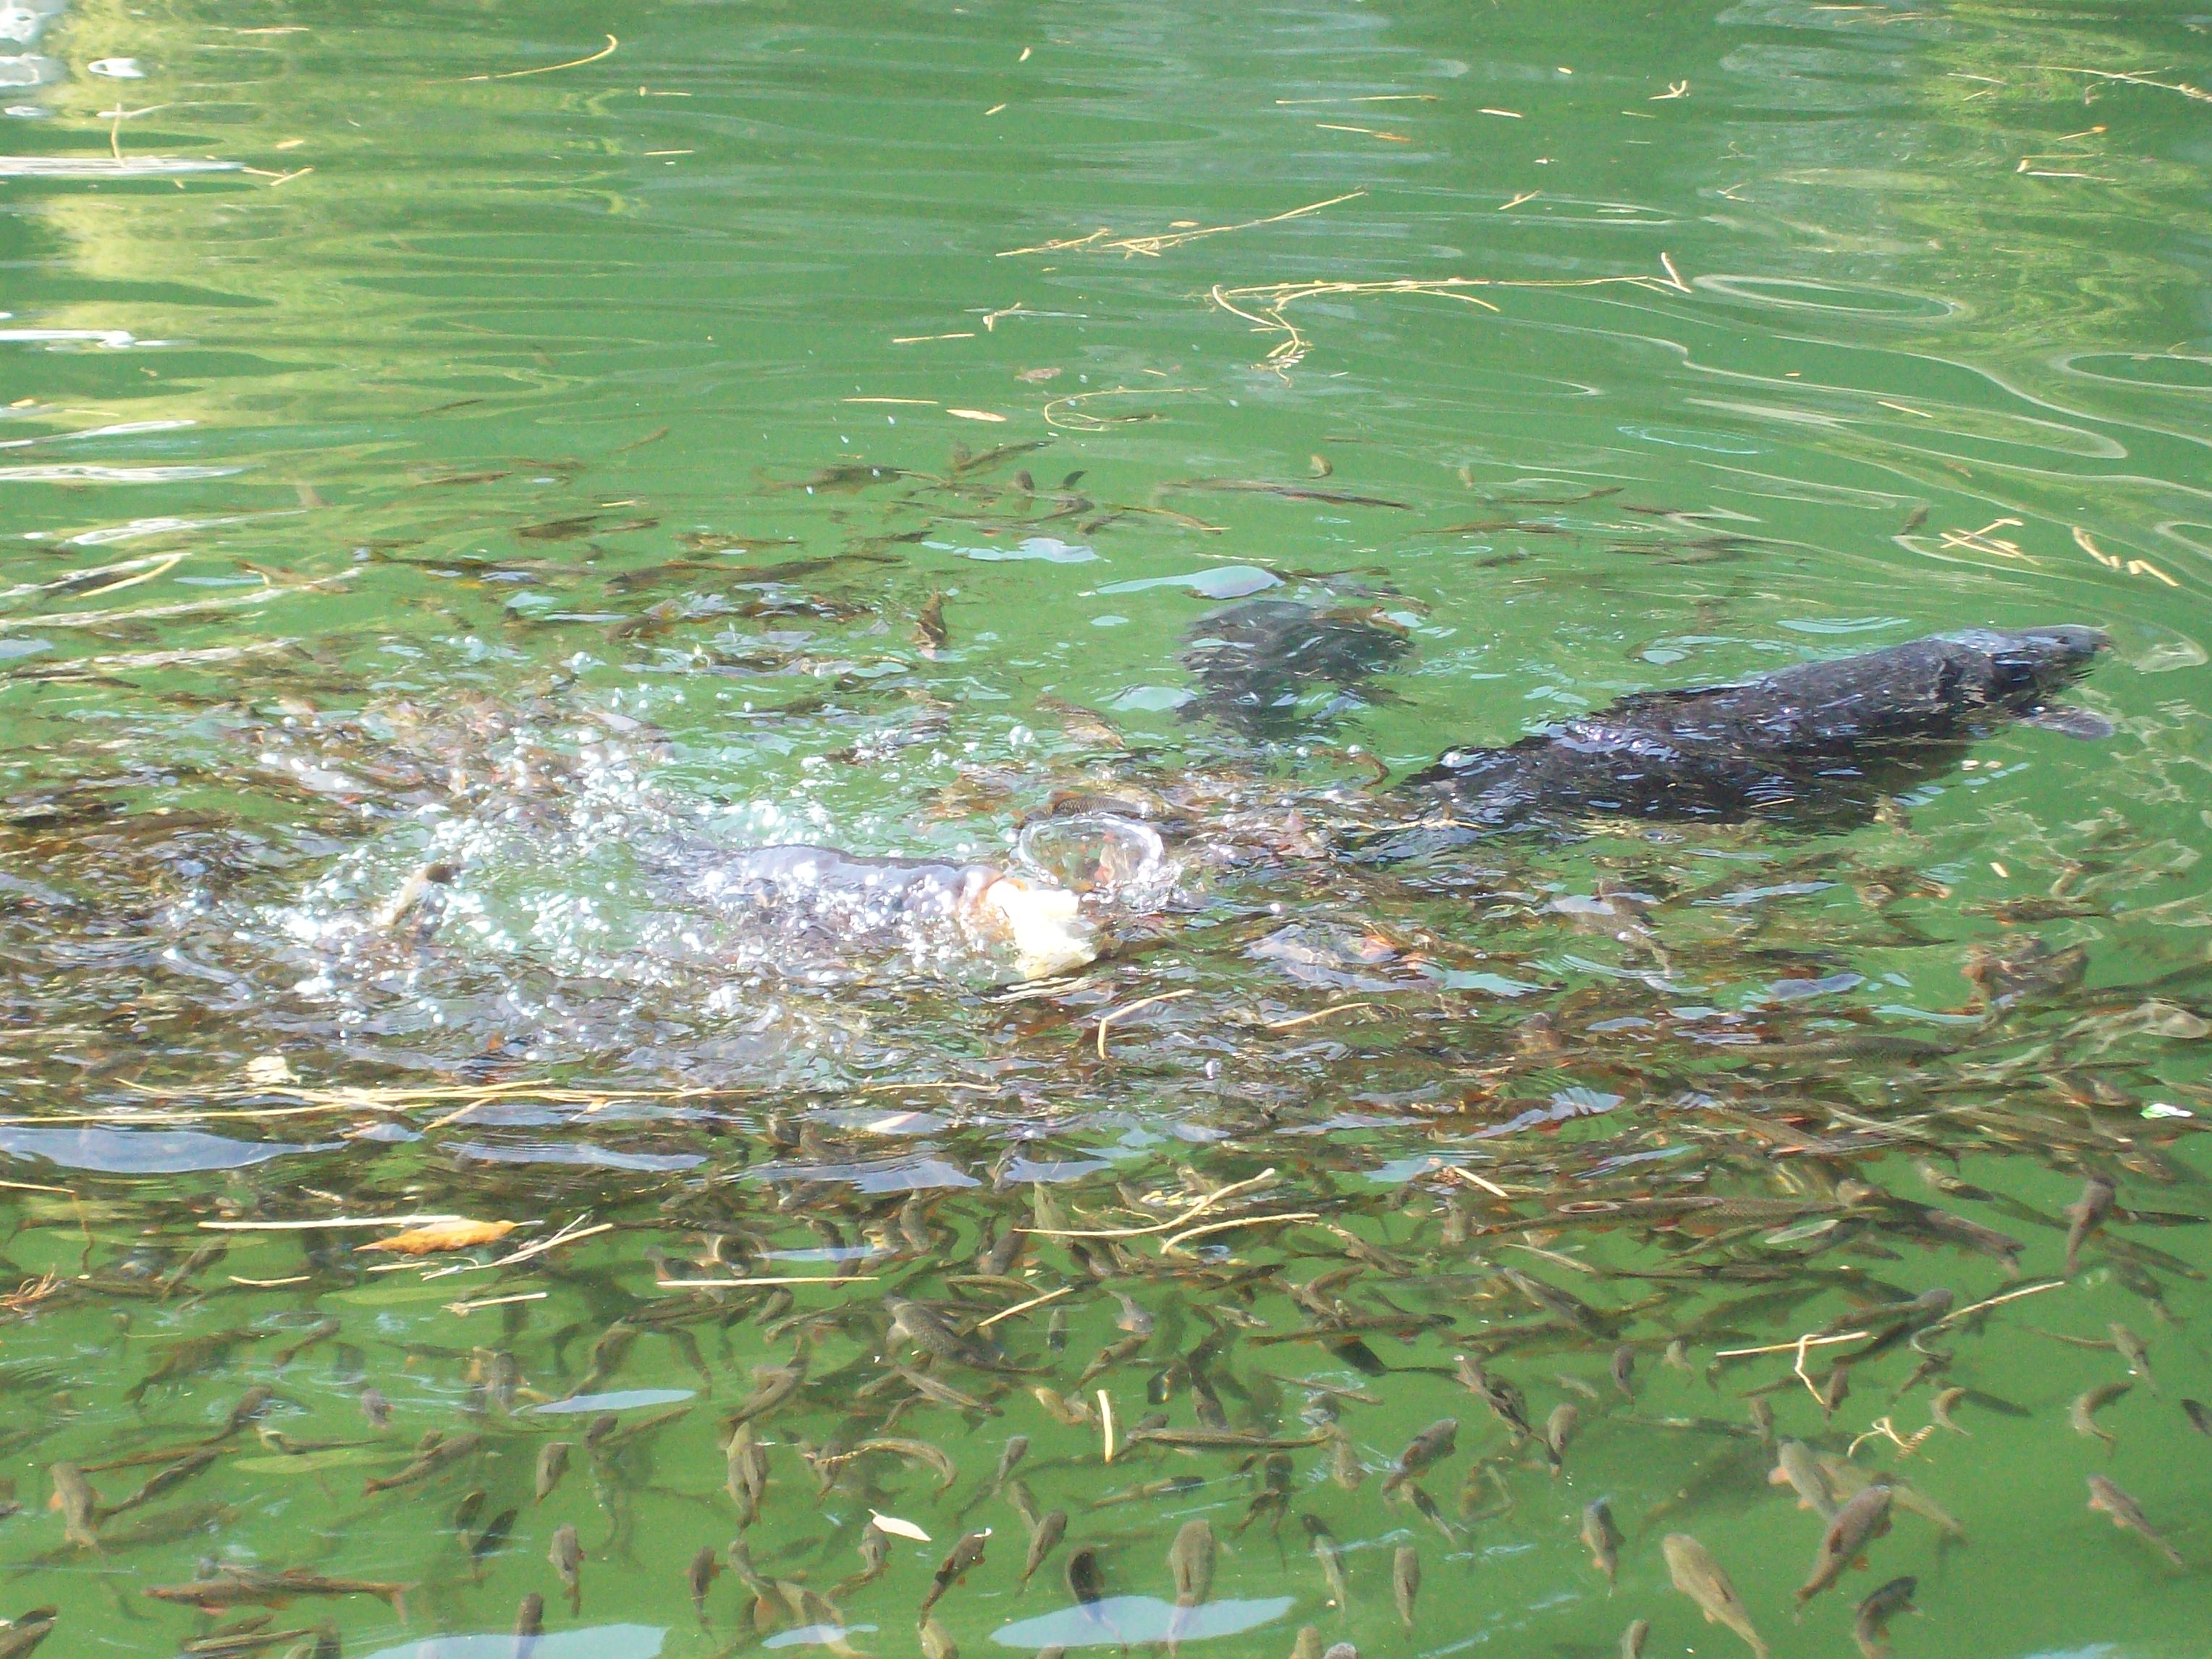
[
  {"x1": 514, "y1": 1592, "x2": 544, "y2": 1638},
  {"x1": 1065, "y1": 1545, "x2": 1104, "y2": 1605},
  {"x1": 1112, "y1": 1292, "x2": 1154, "y2": 1338},
  {"x1": 993, "y1": 1435, "x2": 1029, "y2": 1493},
  {"x1": 211, "y1": 1387, "x2": 276, "y2": 1442},
  {"x1": 1799, "y1": 1485, "x2": 1894, "y2": 1608},
  {"x1": 687, "y1": 1544, "x2": 720, "y2": 1623},
  {"x1": 470, "y1": 1508, "x2": 516, "y2": 1569},
  {"x1": 2110, "y1": 1323, "x2": 2157, "y2": 1394},
  {"x1": 1305, "y1": 1516, "x2": 1351, "y2": 1608},
  {"x1": 1077, "y1": 1333, "x2": 1147, "y2": 1388},
  {"x1": 1382, "y1": 1418, "x2": 1458, "y2": 1495},
  {"x1": 1031, "y1": 1387, "x2": 1094, "y2": 1426},
  {"x1": 1619, "y1": 1618, "x2": 1650, "y2": 1659},
  {"x1": 719, "y1": 1353, "x2": 801, "y2": 1425},
  {"x1": 1853, "y1": 1576, "x2": 1917, "y2": 1659},
  {"x1": 1391, "y1": 1546, "x2": 1420, "y2": 1627},
  {"x1": 1747, "y1": 1398, "x2": 1776, "y2": 1445},
  {"x1": 887, "y1": 1296, "x2": 1009, "y2": 1372},
  {"x1": 358, "y1": 1389, "x2": 391, "y2": 1430},
  {"x1": 893, "y1": 1364, "x2": 997, "y2": 1416},
  {"x1": 2184, "y1": 1398, "x2": 2212, "y2": 1437},
  {"x1": 837, "y1": 1519, "x2": 892, "y2": 1597},
  {"x1": 1545, "y1": 1403, "x2": 1579, "y2": 1472},
  {"x1": 1663, "y1": 1534, "x2": 1769, "y2": 1659},
  {"x1": 1022, "y1": 1511, "x2": 1067, "y2": 1587},
  {"x1": 1291, "y1": 1629, "x2": 1324, "y2": 1659},
  {"x1": 1092, "y1": 1475, "x2": 1202, "y2": 1508},
  {"x1": 1611, "y1": 1346, "x2": 1637, "y2": 1398},
  {"x1": 1168, "y1": 1519, "x2": 1216, "y2": 1607},
  {"x1": 363, "y1": 1433, "x2": 481, "y2": 1496},
  {"x1": 1322, "y1": 1646, "x2": 1357, "y2": 1659},
  {"x1": 725, "y1": 1424, "x2": 768, "y2": 1524},
  {"x1": 919, "y1": 1529, "x2": 991, "y2": 1616},
  {"x1": 454, "y1": 1490, "x2": 486, "y2": 1534},
  {"x1": 1772, "y1": 1440, "x2": 1840, "y2": 1521},
  {"x1": 0, "y1": 1611, "x2": 54, "y2": 1659},
  {"x1": 1930, "y1": 1388, "x2": 1969, "y2": 1435},
  {"x1": 1329, "y1": 1434, "x2": 1365, "y2": 1490},
  {"x1": 144, "y1": 1569, "x2": 413, "y2": 1616},
  {"x1": 1002, "y1": 1478, "x2": 1042, "y2": 1536},
  {"x1": 548, "y1": 1522, "x2": 582, "y2": 1613},
  {"x1": 1815, "y1": 1363, "x2": 1852, "y2": 1422},
  {"x1": 48, "y1": 1464, "x2": 99, "y2": 1550},
  {"x1": 2086, "y1": 1474, "x2": 2184, "y2": 1566},
  {"x1": 2065, "y1": 1175, "x2": 2117, "y2": 1277},
  {"x1": 535, "y1": 1442, "x2": 570, "y2": 1505},
  {"x1": 856, "y1": 1437, "x2": 958, "y2": 1493},
  {"x1": 1453, "y1": 1357, "x2": 1530, "y2": 1438},
  {"x1": 1403, "y1": 1482, "x2": 1459, "y2": 1545},
  {"x1": 920, "y1": 1618, "x2": 958, "y2": 1659},
  {"x1": 1582, "y1": 1498, "x2": 1622, "y2": 1587},
  {"x1": 2072, "y1": 1381, "x2": 2130, "y2": 1454}
]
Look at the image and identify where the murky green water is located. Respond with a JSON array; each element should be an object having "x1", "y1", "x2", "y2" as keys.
[{"x1": 4, "y1": 1, "x2": 2212, "y2": 1656}]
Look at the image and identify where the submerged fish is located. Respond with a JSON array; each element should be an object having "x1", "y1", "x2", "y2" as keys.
[
  {"x1": 534, "y1": 1442, "x2": 570, "y2": 1505},
  {"x1": 2086, "y1": 1475, "x2": 2184, "y2": 1566},
  {"x1": 1168, "y1": 1519, "x2": 1216, "y2": 1608},
  {"x1": 1582, "y1": 1497, "x2": 1623, "y2": 1587},
  {"x1": 1798, "y1": 1486, "x2": 1893, "y2": 1608},
  {"x1": 2071, "y1": 1381, "x2": 2131, "y2": 1454},
  {"x1": 1380, "y1": 1419, "x2": 1456, "y2": 1494},
  {"x1": 1020, "y1": 1510, "x2": 1067, "y2": 1588},
  {"x1": 47, "y1": 1465, "x2": 98, "y2": 1551},
  {"x1": 1391, "y1": 1546, "x2": 1420, "y2": 1627},
  {"x1": 0, "y1": 1610, "x2": 54, "y2": 1659},
  {"x1": 144, "y1": 1569, "x2": 412, "y2": 1616},
  {"x1": 1854, "y1": 1576, "x2": 1917, "y2": 1659},
  {"x1": 2066, "y1": 1176, "x2": 2118, "y2": 1278},
  {"x1": 919, "y1": 1530, "x2": 991, "y2": 1616},
  {"x1": 1662, "y1": 1534, "x2": 1769, "y2": 1659},
  {"x1": 547, "y1": 1523, "x2": 582, "y2": 1613}
]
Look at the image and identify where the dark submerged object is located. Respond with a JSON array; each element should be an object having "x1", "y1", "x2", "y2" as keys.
[
  {"x1": 1407, "y1": 626, "x2": 2108, "y2": 828},
  {"x1": 1182, "y1": 599, "x2": 1411, "y2": 738}
]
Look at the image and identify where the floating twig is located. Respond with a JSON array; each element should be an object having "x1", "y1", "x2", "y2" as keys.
[
  {"x1": 1000, "y1": 190, "x2": 1365, "y2": 258},
  {"x1": 465, "y1": 33, "x2": 619, "y2": 83},
  {"x1": 1021, "y1": 1168, "x2": 1279, "y2": 1238},
  {"x1": 1160, "y1": 1212, "x2": 1320, "y2": 1254},
  {"x1": 1094, "y1": 988, "x2": 1197, "y2": 1060},
  {"x1": 1265, "y1": 1002, "x2": 1378, "y2": 1031},
  {"x1": 2035, "y1": 64, "x2": 2212, "y2": 104},
  {"x1": 446, "y1": 1291, "x2": 548, "y2": 1315},
  {"x1": 976, "y1": 1285, "x2": 1074, "y2": 1330},
  {"x1": 653, "y1": 1275, "x2": 877, "y2": 1290},
  {"x1": 1208, "y1": 272, "x2": 1676, "y2": 373}
]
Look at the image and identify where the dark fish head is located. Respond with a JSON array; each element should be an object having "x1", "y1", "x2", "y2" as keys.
[{"x1": 1946, "y1": 625, "x2": 2108, "y2": 706}]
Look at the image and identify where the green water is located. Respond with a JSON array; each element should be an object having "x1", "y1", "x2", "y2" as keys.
[{"x1": 5, "y1": 1, "x2": 2212, "y2": 1655}]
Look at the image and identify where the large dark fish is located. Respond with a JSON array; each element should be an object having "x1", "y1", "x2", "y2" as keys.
[{"x1": 1407, "y1": 626, "x2": 2108, "y2": 828}]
